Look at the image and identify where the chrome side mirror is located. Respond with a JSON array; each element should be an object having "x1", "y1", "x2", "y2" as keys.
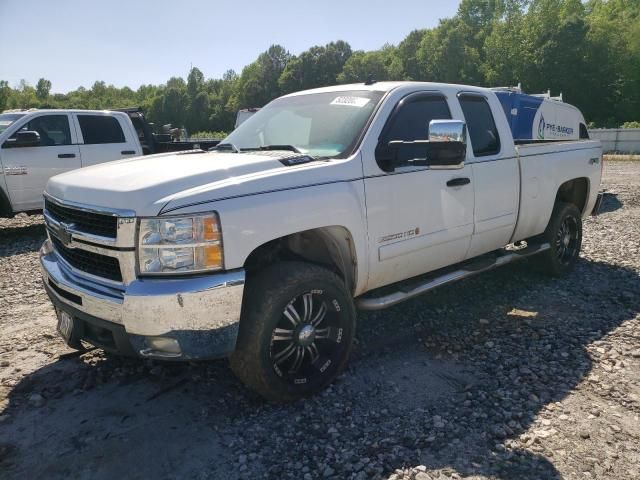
[
  {"x1": 429, "y1": 119, "x2": 467, "y2": 144},
  {"x1": 375, "y1": 119, "x2": 468, "y2": 172}
]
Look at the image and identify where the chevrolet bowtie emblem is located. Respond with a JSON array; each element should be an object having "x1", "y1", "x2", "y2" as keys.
[{"x1": 56, "y1": 222, "x2": 74, "y2": 246}]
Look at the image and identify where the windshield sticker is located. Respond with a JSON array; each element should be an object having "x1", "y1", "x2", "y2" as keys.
[
  {"x1": 0, "y1": 121, "x2": 11, "y2": 126},
  {"x1": 330, "y1": 96, "x2": 371, "y2": 108}
]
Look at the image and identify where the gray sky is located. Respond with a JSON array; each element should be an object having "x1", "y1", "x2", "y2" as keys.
[{"x1": 0, "y1": 0, "x2": 461, "y2": 93}]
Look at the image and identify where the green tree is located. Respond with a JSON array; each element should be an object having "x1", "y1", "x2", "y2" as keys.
[
  {"x1": 164, "y1": 88, "x2": 187, "y2": 126},
  {"x1": 0, "y1": 80, "x2": 11, "y2": 111},
  {"x1": 35, "y1": 78, "x2": 52, "y2": 101},
  {"x1": 10, "y1": 80, "x2": 37, "y2": 109},
  {"x1": 585, "y1": 0, "x2": 640, "y2": 124},
  {"x1": 166, "y1": 76, "x2": 186, "y2": 90},
  {"x1": 515, "y1": 1, "x2": 597, "y2": 120},
  {"x1": 278, "y1": 41, "x2": 352, "y2": 93},
  {"x1": 3, "y1": 2, "x2": 638, "y2": 128},
  {"x1": 482, "y1": 4, "x2": 527, "y2": 85},
  {"x1": 397, "y1": 30, "x2": 428, "y2": 81},
  {"x1": 337, "y1": 45, "x2": 403, "y2": 83},
  {"x1": 187, "y1": 67, "x2": 205, "y2": 99},
  {"x1": 232, "y1": 45, "x2": 291, "y2": 108},
  {"x1": 210, "y1": 69, "x2": 239, "y2": 132},
  {"x1": 187, "y1": 91, "x2": 210, "y2": 133},
  {"x1": 416, "y1": 17, "x2": 484, "y2": 84}
]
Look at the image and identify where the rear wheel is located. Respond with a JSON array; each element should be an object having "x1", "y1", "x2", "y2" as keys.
[
  {"x1": 533, "y1": 202, "x2": 582, "y2": 276},
  {"x1": 230, "y1": 262, "x2": 356, "y2": 402}
]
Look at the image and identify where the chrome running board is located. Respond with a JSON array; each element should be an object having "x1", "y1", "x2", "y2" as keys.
[{"x1": 356, "y1": 243, "x2": 550, "y2": 311}]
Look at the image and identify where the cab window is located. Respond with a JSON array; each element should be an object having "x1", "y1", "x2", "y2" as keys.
[
  {"x1": 13, "y1": 115, "x2": 72, "y2": 146},
  {"x1": 384, "y1": 94, "x2": 452, "y2": 142},
  {"x1": 579, "y1": 123, "x2": 589, "y2": 139},
  {"x1": 78, "y1": 115, "x2": 125, "y2": 144},
  {"x1": 459, "y1": 94, "x2": 501, "y2": 157}
]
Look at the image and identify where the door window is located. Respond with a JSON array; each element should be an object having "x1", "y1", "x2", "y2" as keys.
[
  {"x1": 78, "y1": 115, "x2": 125, "y2": 144},
  {"x1": 376, "y1": 93, "x2": 451, "y2": 169},
  {"x1": 10, "y1": 115, "x2": 72, "y2": 147},
  {"x1": 384, "y1": 95, "x2": 452, "y2": 142},
  {"x1": 459, "y1": 95, "x2": 500, "y2": 156}
]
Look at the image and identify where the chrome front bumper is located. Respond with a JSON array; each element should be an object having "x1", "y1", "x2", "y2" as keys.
[{"x1": 40, "y1": 239, "x2": 245, "y2": 360}]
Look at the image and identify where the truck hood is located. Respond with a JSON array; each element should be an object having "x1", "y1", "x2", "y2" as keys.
[{"x1": 45, "y1": 150, "x2": 360, "y2": 216}]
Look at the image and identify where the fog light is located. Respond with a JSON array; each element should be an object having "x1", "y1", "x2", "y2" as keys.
[{"x1": 143, "y1": 336, "x2": 182, "y2": 356}]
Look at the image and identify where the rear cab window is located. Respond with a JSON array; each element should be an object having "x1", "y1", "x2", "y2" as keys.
[
  {"x1": 458, "y1": 94, "x2": 501, "y2": 157},
  {"x1": 579, "y1": 123, "x2": 589, "y2": 139},
  {"x1": 77, "y1": 115, "x2": 125, "y2": 144}
]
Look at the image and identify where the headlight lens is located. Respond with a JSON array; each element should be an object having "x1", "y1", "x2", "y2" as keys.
[{"x1": 138, "y1": 213, "x2": 223, "y2": 275}]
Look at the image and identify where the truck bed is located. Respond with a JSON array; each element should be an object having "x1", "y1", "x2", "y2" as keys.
[{"x1": 512, "y1": 139, "x2": 602, "y2": 242}]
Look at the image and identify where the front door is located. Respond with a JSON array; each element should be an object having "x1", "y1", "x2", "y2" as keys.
[
  {"x1": 1, "y1": 113, "x2": 80, "y2": 211},
  {"x1": 364, "y1": 92, "x2": 475, "y2": 290}
]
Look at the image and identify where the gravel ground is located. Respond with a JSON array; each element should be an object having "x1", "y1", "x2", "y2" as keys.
[{"x1": 0, "y1": 161, "x2": 639, "y2": 480}]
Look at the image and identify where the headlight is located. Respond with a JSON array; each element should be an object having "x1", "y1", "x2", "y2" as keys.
[{"x1": 137, "y1": 213, "x2": 223, "y2": 275}]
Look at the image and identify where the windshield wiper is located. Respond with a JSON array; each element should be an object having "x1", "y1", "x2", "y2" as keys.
[
  {"x1": 212, "y1": 143, "x2": 240, "y2": 153},
  {"x1": 242, "y1": 144, "x2": 302, "y2": 154}
]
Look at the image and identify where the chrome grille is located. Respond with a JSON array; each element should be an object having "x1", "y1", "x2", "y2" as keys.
[
  {"x1": 51, "y1": 236, "x2": 123, "y2": 282},
  {"x1": 45, "y1": 198, "x2": 117, "y2": 238}
]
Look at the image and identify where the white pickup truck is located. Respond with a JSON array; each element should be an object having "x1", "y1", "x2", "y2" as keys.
[
  {"x1": 0, "y1": 108, "x2": 220, "y2": 216},
  {"x1": 0, "y1": 109, "x2": 143, "y2": 215},
  {"x1": 39, "y1": 82, "x2": 604, "y2": 401}
]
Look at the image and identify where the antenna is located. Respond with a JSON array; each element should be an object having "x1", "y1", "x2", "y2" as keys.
[{"x1": 364, "y1": 74, "x2": 376, "y2": 86}]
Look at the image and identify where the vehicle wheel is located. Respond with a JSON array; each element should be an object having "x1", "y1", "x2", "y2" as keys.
[
  {"x1": 230, "y1": 262, "x2": 356, "y2": 402},
  {"x1": 533, "y1": 202, "x2": 582, "y2": 276}
]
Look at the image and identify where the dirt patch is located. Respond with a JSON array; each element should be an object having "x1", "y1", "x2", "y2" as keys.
[{"x1": 604, "y1": 154, "x2": 640, "y2": 162}]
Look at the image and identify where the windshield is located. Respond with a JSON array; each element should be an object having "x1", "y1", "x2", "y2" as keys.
[
  {"x1": 0, "y1": 113, "x2": 26, "y2": 134},
  {"x1": 222, "y1": 90, "x2": 384, "y2": 158}
]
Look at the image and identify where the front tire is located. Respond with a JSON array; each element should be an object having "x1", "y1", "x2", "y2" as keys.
[
  {"x1": 533, "y1": 202, "x2": 583, "y2": 276},
  {"x1": 230, "y1": 262, "x2": 356, "y2": 402}
]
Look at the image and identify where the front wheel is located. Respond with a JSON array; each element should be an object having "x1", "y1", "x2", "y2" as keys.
[
  {"x1": 533, "y1": 202, "x2": 583, "y2": 276},
  {"x1": 230, "y1": 262, "x2": 356, "y2": 402}
]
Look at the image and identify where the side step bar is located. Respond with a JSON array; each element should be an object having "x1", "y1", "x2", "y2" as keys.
[{"x1": 356, "y1": 243, "x2": 550, "y2": 311}]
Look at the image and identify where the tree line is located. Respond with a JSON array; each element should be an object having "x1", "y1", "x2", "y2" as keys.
[{"x1": 1, "y1": 0, "x2": 638, "y2": 134}]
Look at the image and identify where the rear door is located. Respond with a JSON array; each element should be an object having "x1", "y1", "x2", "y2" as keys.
[
  {"x1": 74, "y1": 113, "x2": 141, "y2": 167},
  {"x1": 458, "y1": 93, "x2": 519, "y2": 259},
  {"x1": 1, "y1": 113, "x2": 80, "y2": 211}
]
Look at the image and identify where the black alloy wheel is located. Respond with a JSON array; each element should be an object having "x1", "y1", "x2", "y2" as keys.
[{"x1": 230, "y1": 262, "x2": 356, "y2": 402}]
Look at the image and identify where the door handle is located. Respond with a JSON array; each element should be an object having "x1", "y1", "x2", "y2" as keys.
[
  {"x1": 121, "y1": 150, "x2": 136, "y2": 155},
  {"x1": 58, "y1": 153, "x2": 76, "y2": 159},
  {"x1": 446, "y1": 177, "x2": 471, "y2": 187}
]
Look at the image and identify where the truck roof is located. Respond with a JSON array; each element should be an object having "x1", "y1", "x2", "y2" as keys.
[
  {"x1": 282, "y1": 81, "x2": 493, "y2": 97},
  {"x1": 1, "y1": 108, "x2": 129, "y2": 116}
]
